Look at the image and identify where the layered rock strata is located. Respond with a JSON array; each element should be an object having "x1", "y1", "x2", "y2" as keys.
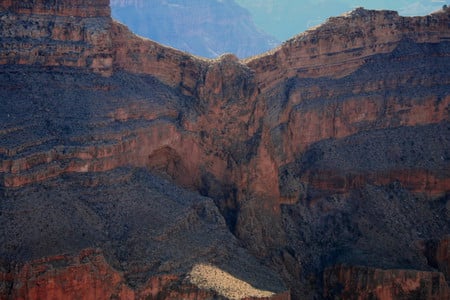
[
  {"x1": 0, "y1": 1, "x2": 449, "y2": 299},
  {"x1": 246, "y1": 8, "x2": 450, "y2": 90},
  {"x1": 1, "y1": 249, "x2": 291, "y2": 300},
  {"x1": 1, "y1": 0, "x2": 111, "y2": 17},
  {"x1": 0, "y1": 0, "x2": 113, "y2": 75},
  {"x1": 324, "y1": 265, "x2": 449, "y2": 299},
  {"x1": 0, "y1": 168, "x2": 288, "y2": 299}
]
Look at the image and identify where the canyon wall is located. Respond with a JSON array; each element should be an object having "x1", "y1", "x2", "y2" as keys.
[
  {"x1": 0, "y1": 0, "x2": 111, "y2": 17},
  {"x1": 0, "y1": 0, "x2": 113, "y2": 75},
  {"x1": 1, "y1": 249, "x2": 290, "y2": 300},
  {"x1": 246, "y1": 8, "x2": 450, "y2": 90},
  {"x1": 323, "y1": 265, "x2": 449, "y2": 299},
  {"x1": 0, "y1": 0, "x2": 449, "y2": 299}
]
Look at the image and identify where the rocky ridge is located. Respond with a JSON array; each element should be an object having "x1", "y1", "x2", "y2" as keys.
[{"x1": 0, "y1": 1, "x2": 449, "y2": 299}]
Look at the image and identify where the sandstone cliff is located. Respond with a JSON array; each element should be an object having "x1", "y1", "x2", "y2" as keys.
[
  {"x1": 324, "y1": 265, "x2": 449, "y2": 299},
  {"x1": 0, "y1": 0, "x2": 114, "y2": 75},
  {"x1": 0, "y1": 1, "x2": 449, "y2": 299},
  {"x1": 1, "y1": 0, "x2": 111, "y2": 17}
]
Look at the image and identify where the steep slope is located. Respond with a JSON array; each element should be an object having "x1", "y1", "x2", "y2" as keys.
[
  {"x1": 240, "y1": 8, "x2": 450, "y2": 298},
  {"x1": 111, "y1": 0, "x2": 279, "y2": 58},
  {"x1": 0, "y1": 1, "x2": 449, "y2": 299},
  {"x1": 0, "y1": 1, "x2": 288, "y2": 299}
]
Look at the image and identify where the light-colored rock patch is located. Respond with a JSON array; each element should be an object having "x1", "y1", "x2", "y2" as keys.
[{"x1": 188, "y1": 263, "x2": 275, "y2": 300}]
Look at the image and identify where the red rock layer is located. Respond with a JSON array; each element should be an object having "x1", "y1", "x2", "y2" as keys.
[
  {"x1": 0, "y1": 249, "x2": 290, "y2": 300},
  {"x1": 422, "y1": 236, "x2": 450, "y2": 281},
  {"x1": 0, "y1": 122, "x2": 204, "y2": 188},
  {"x1": 110, "y1": 21, "x2": 208, "y2": 94},
  {"x1": 323, "y1": 265, "x2": 449, "y2": 300},
  {"x1": 304, "y1": 169, "x2": 450, "y2": 198},
  {"x1": 436, "y1": 237, "x2": 450, "y2": 280},
  {"x1": 1, "y1": 1, "x2": 449, "y2": 299},
  {"x1": 281, "y1": 94, "x2": 450, "y2": 159},
  {"x1": 245, "y1": 8, "x2": 450, "y2": 91},
  {"x1": 271, "y1": 90, "x2": 450, "y2": 203},
  {"x1": 0, "y1": 0, "x2": 447, "y2": 222},
  {"x1": 0, "y1": 0, "x2": 113, "y2": 75},
  {"x1": 0, "y1": 0, "x2": 111, "y2": 17},
  {"x1": 0, "y1": 0, "x2": 448, "y2": 246}
]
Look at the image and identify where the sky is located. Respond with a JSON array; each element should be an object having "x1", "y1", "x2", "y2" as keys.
[{"x1": 236, "y1": 0, "x2": 449, "y2": 41}]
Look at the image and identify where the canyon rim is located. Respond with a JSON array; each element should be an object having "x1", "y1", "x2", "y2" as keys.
[{"x1": 0, "y1": 0, "x2": 449, "y2": 299}]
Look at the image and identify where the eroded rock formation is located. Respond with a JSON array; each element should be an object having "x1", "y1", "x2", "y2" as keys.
[
  {"x1": 0, "y1": 1, "x2": 449, "y2": 299},
  {"x1": 324, "y1": 265, "x2": 449, "y2": 299},
  {"x1": 1, "y1": 0, "x2": 111, "y2": 17}
]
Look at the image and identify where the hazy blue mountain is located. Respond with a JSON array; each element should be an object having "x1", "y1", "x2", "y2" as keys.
[
  {"x1": 111, "y1": 0, "x2": 279, "y2": 59},
  {"x1": 236, "y1": 0, "x2": 448, "y2": 41}
]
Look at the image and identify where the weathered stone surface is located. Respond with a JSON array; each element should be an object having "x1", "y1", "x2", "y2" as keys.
[
  {"x1": 0, "y1": 249, "x2": 290, "y2": 300},
  {"x1": 436, "y1": 237, "x2": 450, "y2": 280},
  {"x1": 0, "y1": 1, "x2": 114, "y2": 76},
  {"x1": 246, "y1": 7, "x2": 450, "y2": 91},
  {"x1": 1, "y1": 0, "x2": 111, "y2": 17},
  {"x1": 0, "y1": 168, "x2": 288, "y2": 299},
  {"x1": 110, "y1": 21, "x2": 209, "y2": 93},
  {"x1": 421, "y1": 236, "x2": 450, "y2": 281},
  {"x1": 0, "y1": 1, "x2": 449, "y2": 299},
  {"x1": 324, "y1": 265, "x2": 449, "y2": 300}
]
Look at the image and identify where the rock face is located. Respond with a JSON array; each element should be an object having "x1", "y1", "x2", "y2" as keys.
[
  {"x1": 0, "y1": 167, "x2": 288, "y2": 299},
  {"x1": 324, "y1": 265, "x2": 449, "y2": 299},
  {"x1": 0, "y1": 1, "x2": 449, "y2": 299},
  {"x1": 1, "y1": 0, "x2": 111, "y2": 17},
  {"x1": 247, "y1": 8, "x2": 450, "y2": 90},
  {"x1": 1, "y1": 248, "x2": 290, "y2": 300},
  {"x1": 0, "y1": 0, "x2": 114, "y2": 75}
]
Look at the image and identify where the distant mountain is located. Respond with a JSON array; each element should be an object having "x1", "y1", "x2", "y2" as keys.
[{"x1": 111, "y1": 0, "x2": 279, "y2": 58}]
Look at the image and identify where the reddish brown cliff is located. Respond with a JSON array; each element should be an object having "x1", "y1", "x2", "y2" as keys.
[
  {"x1": 324, "y1": 265, "x2": 449, "y2": 300},
  {"x1": 0, "y1": 0, "x2": 113, "y2": 75},
  {"x1": 110, "y1": 21, "x2": 209, "y2": 93},
  {"x1": 436, "y1": 237, "x2": 450, "y2": 280},
  {"x1": 421, "y1": 236, "x2": 450, "y2": 281},
  {"x1": 0, "y1": 0, "x2": 111, "y2": 17},
  {"x1": 0, "y1": 249, "x2": 290, "y2": 300},
  {"x1": 3, "y1": 3, "x2": 447, "y2": 200},
  {"x1": 0, "y1": 1, "x2": 449, "y2": 299},
  {"x1": 246, "y1": 8, "x2": 450, "y2": 91}
]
